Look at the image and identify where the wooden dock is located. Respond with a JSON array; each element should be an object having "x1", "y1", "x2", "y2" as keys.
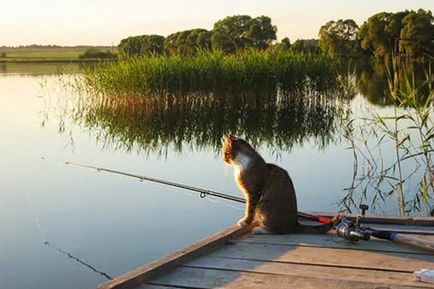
[{"x1": 98, "y1": 214, "x2": 434, "y2": 289}]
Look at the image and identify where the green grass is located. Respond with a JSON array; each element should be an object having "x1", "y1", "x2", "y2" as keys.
[
  {"x1": 82, "y1": 49, "x2": 341, "y2": 97},
  {"x1": 0, "y1": 46, "x2": 116, "y2": 62}
]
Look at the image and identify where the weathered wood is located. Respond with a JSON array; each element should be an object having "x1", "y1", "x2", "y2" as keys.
[
  {"x1": 240, "y1": 233, "x2": 434, "y2": 254},
  {"x1": 97, "y1": 225, "x2": 248, "y2": 289},
  {"x1": 210, "y1": 242, "x2": 434, "y2": 272},
  {"x1": 184, "y1": 256, "x2": 434, "y2": 288},
  {"x1": 139, "y1": 266, "x2": 429, "y2": 289},
  {"x1": 312, "y1": 212, "x2": 434, "y2": 226},
  {"x1": 96, "y1": 214, "x2": 434, "y2": 289},
  {"x1": 136, "y1": 285, "x2": 180, "y2": 289}
]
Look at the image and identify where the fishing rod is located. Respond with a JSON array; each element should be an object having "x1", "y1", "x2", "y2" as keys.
[
  {"x1": 334, "y1": 209, "x2": 434, "y2": 253},
  {"x1": 41, "y1": 157, "x2": 330, "y2": 224},
  {"x1": 42, "y1": 157, "x2": 434, "y2": 252},
  {"x1": 336, "y1": 217, "x2": 434, "y2": 253}
]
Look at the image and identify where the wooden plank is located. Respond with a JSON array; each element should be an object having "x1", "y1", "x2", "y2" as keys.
[
  {"x1": 184, "y1": 256, "x2": 434, "y2": 288},
  {"x1": 240, "y1": 233, "x2": 434, "y2": 254},
  {"x1": 97, "y1": 225, "x2": 248, "y2": 289},
  {"x1": 98, "y1": 216, "x2": 434, "y2": 289},
  {"x1": 138, "y1": 285, "x2": 182, "y2": 289},
  {"x1": 209, "y1": 242, "x2": 434, "y2": 272},
  {"x1": 311, "y1": 212, "x2": 434, "y2": 226},
  {"x1": 140, "y1": 266, "x2": 429, "y2": 289}
]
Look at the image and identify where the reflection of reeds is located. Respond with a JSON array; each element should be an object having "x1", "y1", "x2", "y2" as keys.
[
  {"x1": 342, "y1": 61, "x2": 434, "y2": 215},
  {"x1": 79, "y1": 50, "x2": 339, "y2": 97},
  {"x1": 66, "y1": 86, "x2": 348, "y2": 156},
  {"x1": 337, "y1": 62, "x2": 357, "y2": 98}
]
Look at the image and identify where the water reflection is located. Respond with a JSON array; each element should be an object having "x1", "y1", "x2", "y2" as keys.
[
  {"x1": 355, "y1": 61, "x2": 433, "y2": 106},
  {"x1": 0, "y1": 62, "x2": 90, "y2": 76},
  {"x1": 43, "y1": 61, "x2": 432, "y2": 216},
  {"x1": 69, "y1": 87, "x2": 348, "y2": 155}
]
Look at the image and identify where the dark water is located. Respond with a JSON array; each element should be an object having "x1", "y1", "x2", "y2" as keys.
[{"x1": 0, "y1": 62, "x2": 432, "y2": 289}]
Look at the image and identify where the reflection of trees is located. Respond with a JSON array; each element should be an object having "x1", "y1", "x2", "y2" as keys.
[
  {"x1": 356, "y1": 65, "x2": 391, "y2": 106},
  {"x1": 75, "y1": 88, "x2": 347, "y2": 155},
  {"x1": 355, "y1": 61, "x2": 433, "y2": 106}
]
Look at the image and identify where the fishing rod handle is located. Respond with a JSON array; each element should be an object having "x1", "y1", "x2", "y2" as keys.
[{"x1": 390, "y1": 233, "x2": 434, "y2": 253}]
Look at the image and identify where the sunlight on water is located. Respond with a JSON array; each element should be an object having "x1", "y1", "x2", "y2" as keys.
[{"x1": 0, "y1": 63, "x2": 432, "y2": 289}]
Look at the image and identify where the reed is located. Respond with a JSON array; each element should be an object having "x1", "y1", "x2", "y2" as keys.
[
  {"x1": 80, "y1": 49, "x2": 340, "y2": 97},
  {"x1": 342, "y1": 61, "x2": 434, "y2": 215}
]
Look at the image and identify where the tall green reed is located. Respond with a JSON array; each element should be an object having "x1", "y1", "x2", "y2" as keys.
[
  {"x1": 79, "y1": 49, "x2": 340, "y2": 97},
  {"x1": 342, "y1": 60, "x2": 434, "y2": 215}
]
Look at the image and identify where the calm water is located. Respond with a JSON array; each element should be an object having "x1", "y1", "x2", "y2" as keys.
[{"x1": 0, "y1": 63, "x2": 431, "y2": 289}]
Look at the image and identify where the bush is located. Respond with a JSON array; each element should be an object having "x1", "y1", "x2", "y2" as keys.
[{"x1": 79, "y1": 48, "x2": 117, "y2": 60}]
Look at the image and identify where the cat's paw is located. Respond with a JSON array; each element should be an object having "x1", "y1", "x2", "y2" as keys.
[
  {"x1": 237, "y1": 218, "x2": 250, "y2": 227},
  {"x1": 252, "y1": 226, "x2": 271, "y2": 235}
]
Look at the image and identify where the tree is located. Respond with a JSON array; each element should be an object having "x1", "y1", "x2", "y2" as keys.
[
  {"x1": 211, "y1": 15, "x2": 277, "y2": 53},
  {"x1": 319, "y1": 19, "x2": 360, "y2": 59},
  {"x1": 246, "y1": 16, "x2": 277, "y2": 50},
  {"x1": 78, "y1": 47, "x2": 117, "y2": 59},
  {"x1": 358, "y1": 10, "x2": 433, "y2": 61},
  {"x1": 400, "y1": 9, "x2": 434, "y2": 59},
  {"x1": 118, "y1": 35, "x2": 165, "y2": 57},
  {"x1": 358, "y1": 13, "x2": 393, "y2": 60},
  {"x1": 280, "y1": 37, "x2": 291, "y2": 50},
  {"x1": 358, "y1": 11, "x2": 411, "y2": 60},
  {"x1": 291, "y1": 39, "x2": 320, "y2": 54},
  {"x1": 0, "y1": 52, "x2": 6, "y2": 58},
  {"x1": 165, "y1": 29, "x2": 211, "y2": 55}
]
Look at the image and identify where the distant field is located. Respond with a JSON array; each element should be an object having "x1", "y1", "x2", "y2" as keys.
[{"x1": 0, "y1": 46, "x2": 116, "y2": 62}]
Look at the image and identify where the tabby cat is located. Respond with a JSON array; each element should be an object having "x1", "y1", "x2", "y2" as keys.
[{"x1": 223, "y1": 134, "x2": 332, "y2": 234}]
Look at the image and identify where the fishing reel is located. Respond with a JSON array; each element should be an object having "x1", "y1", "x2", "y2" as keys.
[
  {"x1": 334, "y1": 204, "x2": 371, "y2": 242},
  {"x1": 335, "y1": 217, "x2": 370, "y2": 242}
]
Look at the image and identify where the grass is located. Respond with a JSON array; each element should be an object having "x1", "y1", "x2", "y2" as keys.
[
  {"x1": 81, "y1": 49, "x2": 341, "y2": 96},
  {"x1": 0, "y1": 46, "x2": 116, "y2": 62}
]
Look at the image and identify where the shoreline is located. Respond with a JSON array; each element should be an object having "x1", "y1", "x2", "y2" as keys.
[{"x1": 0, "y1": 58, "x2": 116, "y2": 64}]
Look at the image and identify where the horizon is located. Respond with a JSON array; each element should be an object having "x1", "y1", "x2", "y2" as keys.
[{"x1": 2, "y1": 0, "x2": 434, "y2": 47}]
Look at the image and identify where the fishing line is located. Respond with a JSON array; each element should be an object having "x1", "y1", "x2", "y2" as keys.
[
  {"x1": 25, "y1": 193, "x2": 47, "y2": 243},
  {"x1": 45, "y1": 242, "x2": 113, "y2": 280},
  {"x1": 24, "y1": 192, "x2": 113, "y2": 280}
]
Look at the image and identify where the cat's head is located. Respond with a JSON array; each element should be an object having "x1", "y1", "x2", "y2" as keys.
[{"x1": 222, "y1": 134, "x2": 256, "y2": 165}]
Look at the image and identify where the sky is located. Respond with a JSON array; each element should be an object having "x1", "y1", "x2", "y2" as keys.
[{"x1": 2, "y1": 0, "x2": 434, "y2": 46}]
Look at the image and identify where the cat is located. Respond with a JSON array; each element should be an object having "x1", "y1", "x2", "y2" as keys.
[{"x1": 223, "y1": 134, "x2": 332, "y2": 234}]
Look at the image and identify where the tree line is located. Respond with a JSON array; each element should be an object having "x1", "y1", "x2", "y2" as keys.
[
  {"x1": 319, "y1": 9, "x2": 434, "y2": 61},
  {"x1": 118, "y1": 9, "x2": 433, "y2": 61},
  {"x1": 118, "y1": 15, "x2": 277, "y2": 56}
]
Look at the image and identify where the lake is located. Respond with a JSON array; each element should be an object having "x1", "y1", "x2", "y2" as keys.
[{"x1": 0, "y1": 62, "x2": 432, "y2": 289}]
